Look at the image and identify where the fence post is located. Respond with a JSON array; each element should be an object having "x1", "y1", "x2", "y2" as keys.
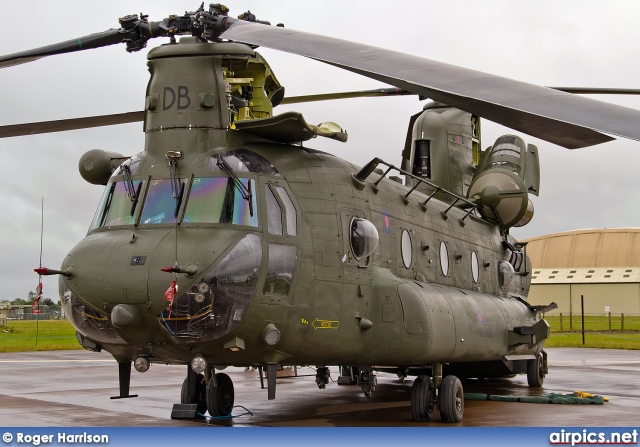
[
  {"x1": 609, "y1": 312, "x2": 612, "y2": 331},
  {"x1": 569, "y1": 300, "x2": 573, "y2": 331},
  {"x1": 560, "y1": 313, "x2": 563, "y2": 332},
  {"x1": 621, "y1": 313, "x2": 625, "y2": 332},
  {"x1": 581, "y1": 295, "x2": 585, "y2": 345}
]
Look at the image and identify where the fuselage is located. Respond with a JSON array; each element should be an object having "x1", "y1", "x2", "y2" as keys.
[{"x1": 60, "y1": 141, "x2": 543, "y2": 368}]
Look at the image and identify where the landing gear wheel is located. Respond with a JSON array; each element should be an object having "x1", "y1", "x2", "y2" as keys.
[
  {"x1": 527, "y1": 352, "x2": 545, "y2": 387},
  {"x1": 206, "y1": 372, "x2": 235, "y2": 417},
  {"x1": 180, "y1": 374, "x2": 207, "y2": 415},
  {"x1": 411, "y1": 375, "x2": 436, "y2": 422},
  {"x1": 439, "y1": 375, "x2": 464, "y2": 423}
]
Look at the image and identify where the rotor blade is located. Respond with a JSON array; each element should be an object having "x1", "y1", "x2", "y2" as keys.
[
  {"x1": 282, "y1": 86, "x2": 640, "y2": 106},
  {"x1": 550, "y1": 87, "x2": 640, "y2": 95},
  {"x1": 0, "y1": 29, "x2": 125, "y2": 69},
  {"x1": 221, "y1": 21, "x2": 640, "y2": 149},
  {"x1": 0, "y1": 111, "x2": 144, "y2": 138},
  {"x1": 281, "y1": 88, "x2": 412, "y2": 104}
]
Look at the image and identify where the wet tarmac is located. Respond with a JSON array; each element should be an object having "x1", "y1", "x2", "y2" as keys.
[{"x1": 0, "y1": 348, "x2": 638, "y2": 427}]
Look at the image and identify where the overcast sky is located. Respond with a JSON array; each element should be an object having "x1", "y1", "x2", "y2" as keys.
[{"x1": 1, "y1": 0, "x2": 639, "y2": 301}]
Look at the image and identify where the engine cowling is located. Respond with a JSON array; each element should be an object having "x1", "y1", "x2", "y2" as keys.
[{"x1": 467, "y1": 135, "x2": 538, "y2": 229}]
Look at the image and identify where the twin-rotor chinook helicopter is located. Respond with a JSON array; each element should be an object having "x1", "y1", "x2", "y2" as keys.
[{"x1": 3, "y1": 3, "x2": 640, "y2": 423}]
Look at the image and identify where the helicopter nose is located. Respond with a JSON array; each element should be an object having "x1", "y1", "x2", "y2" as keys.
[{"x1": 60, "y1": 227, "x2": 245, "y2": 319}]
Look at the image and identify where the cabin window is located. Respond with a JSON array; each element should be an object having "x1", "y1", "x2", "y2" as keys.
[
  {"x1": 275, "y1": 186, "x2": 297, "y2": 236},
  {"x1": 265, "y1": 186, "x2": 283, "y2": 235},
  {"x1": 440, "y1": 241, "x2": 449, "y2": 276},
  {"x1": 90, "y1": 180, "x2": 144, "y2": 229},
  {"x1": 401, "y1": 230, "x2": 413, "y2": 269},
  {"x1": 350, "y1": 218, "x2": 379, "y2": 260},
  {"x1": 262, "y1": 244, "x2": 297, "y2": 295},
  {"x1": 471, "y1": 251, "x2": 479, "y2": 283},
  {"x1": 182, "y1": 177, "x2": 258, "y2": 227}
]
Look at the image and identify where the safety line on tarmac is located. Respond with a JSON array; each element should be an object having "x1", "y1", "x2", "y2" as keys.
[{"x1": 0, "y1": 359, "x2": 113, "y2": 363}]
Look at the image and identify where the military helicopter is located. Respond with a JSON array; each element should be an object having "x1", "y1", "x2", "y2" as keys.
[{"x1": 2, "y1": 3, "x2": 640, "y2": 424}]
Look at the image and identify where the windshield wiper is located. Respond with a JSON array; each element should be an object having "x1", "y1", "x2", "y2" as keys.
[
  {"x1": 130, "y1": 182, "x2": 143, "y2": 217},
  {"x1": 216, "y1": 155, "x2": 254, "y2": 217},
  {"x1": 99, "y1": 183, "x2": 116, "y2": 227}
]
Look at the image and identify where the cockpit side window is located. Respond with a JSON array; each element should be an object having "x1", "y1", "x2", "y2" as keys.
[
  {"x1": 90, "y1": 180, "x2": 144, "y2": 230},
  {"x1": 262, "y1": 244, "x2": 297, "y2": 295},
  {"x1": 265, "y1": 186, "x2": 283, "y2": 235},
  {"x1": 275, "y1": 186, "x2": 297, "y2": 236}
]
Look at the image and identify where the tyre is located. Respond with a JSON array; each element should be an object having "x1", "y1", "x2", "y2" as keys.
[
  {"x1": 206, "y1": 372, "x2": 235, "y2": 416},
  {"x1": 527, "y1": 352, "x2": 545, "y2": 387},
  {"x1": 410, "y1": 375, "x2": 435, "y2": 422},
  {"x1": 439, "y1": 375, "x2": 464, "y2": 423},
  {"x1": 180, "y1": 374, "x2": 207, "y2": 415}
]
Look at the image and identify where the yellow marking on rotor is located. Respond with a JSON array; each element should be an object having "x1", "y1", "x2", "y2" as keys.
[{"x1": 312, "y1": 318, "x2": 339, "y2": 330}]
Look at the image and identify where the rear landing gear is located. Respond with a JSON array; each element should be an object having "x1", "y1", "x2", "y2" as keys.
[
  {"x1": 409, "y1": 364, "x2": 464, "y2": 423},
  {"x1": 410, "y1": 375, "x2": 436, "y2": 421},
  {"x1": 439, "y1": 375, "x2": 464, "y2": 423},
  {"x1": 527, "y1": 351, "x2": 546, "y2": 387}
]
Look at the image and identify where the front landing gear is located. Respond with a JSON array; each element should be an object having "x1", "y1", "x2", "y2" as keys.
[
  {"x1": 179, "y1": 368, "x2": 235, "y2": 417},
  {"x1": 207, "y1": 372, "x2": 235, "y2": 416},
  {"x1": 180, "y1": 370, "x2": 207, "y2": 415}
]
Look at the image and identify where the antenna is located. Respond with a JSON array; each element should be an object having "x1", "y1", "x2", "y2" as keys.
[{"x1": 34, "y1": 197, "x2": 44, "y2": 347}]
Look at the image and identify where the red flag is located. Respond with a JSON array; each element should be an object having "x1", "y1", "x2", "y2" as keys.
[
  {"x1": 165, "y1": 280, "x2": 177, "y2": 302},
  {"x1": 165, "y1": 280, "x2": 177, "y2": 318},
  {"x1": 32, "y1": 282, "x2": 43, "y2": 310}
]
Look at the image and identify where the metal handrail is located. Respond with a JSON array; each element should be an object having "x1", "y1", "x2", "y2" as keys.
[{"x1": 355, "y1": 157, "x2": 479, "y2": 221}]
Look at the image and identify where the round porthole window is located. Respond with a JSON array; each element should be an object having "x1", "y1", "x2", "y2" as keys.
[
  {"x1": 401, "y1": 229, "x2": 412, "y2": 269},
  {"x1": 471, "y1": 251, "x2": 479, "y2": 283},
  {"x1": 349, "y1": 218, "x2": 379, "y2": 260},
  {"x1": 440, "y1": 241, "x2": 449, "y2": 276}
]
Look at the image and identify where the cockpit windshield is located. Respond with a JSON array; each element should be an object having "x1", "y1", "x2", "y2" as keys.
[
  {"x1": 90, "y1": 149, "x2": 273, "y2": 231},
  {"x1": 91, "y1": 176, "x2": 258, "y2": 229},
  {"x1": 183, "y1": 177, "x2": 258, "y2": 227},
  {"x1": 140, "y1": 179, "x2": 186, "y2": 225}
]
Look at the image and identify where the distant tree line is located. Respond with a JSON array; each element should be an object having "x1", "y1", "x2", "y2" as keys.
[{"x1": 2, "y1": 291, "x2": 60, "y2": 310}]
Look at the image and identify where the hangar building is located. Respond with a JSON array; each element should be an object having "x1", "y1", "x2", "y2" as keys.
[{"x1": 521, "y1": 228, "x2": 640, "y2": 316}]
